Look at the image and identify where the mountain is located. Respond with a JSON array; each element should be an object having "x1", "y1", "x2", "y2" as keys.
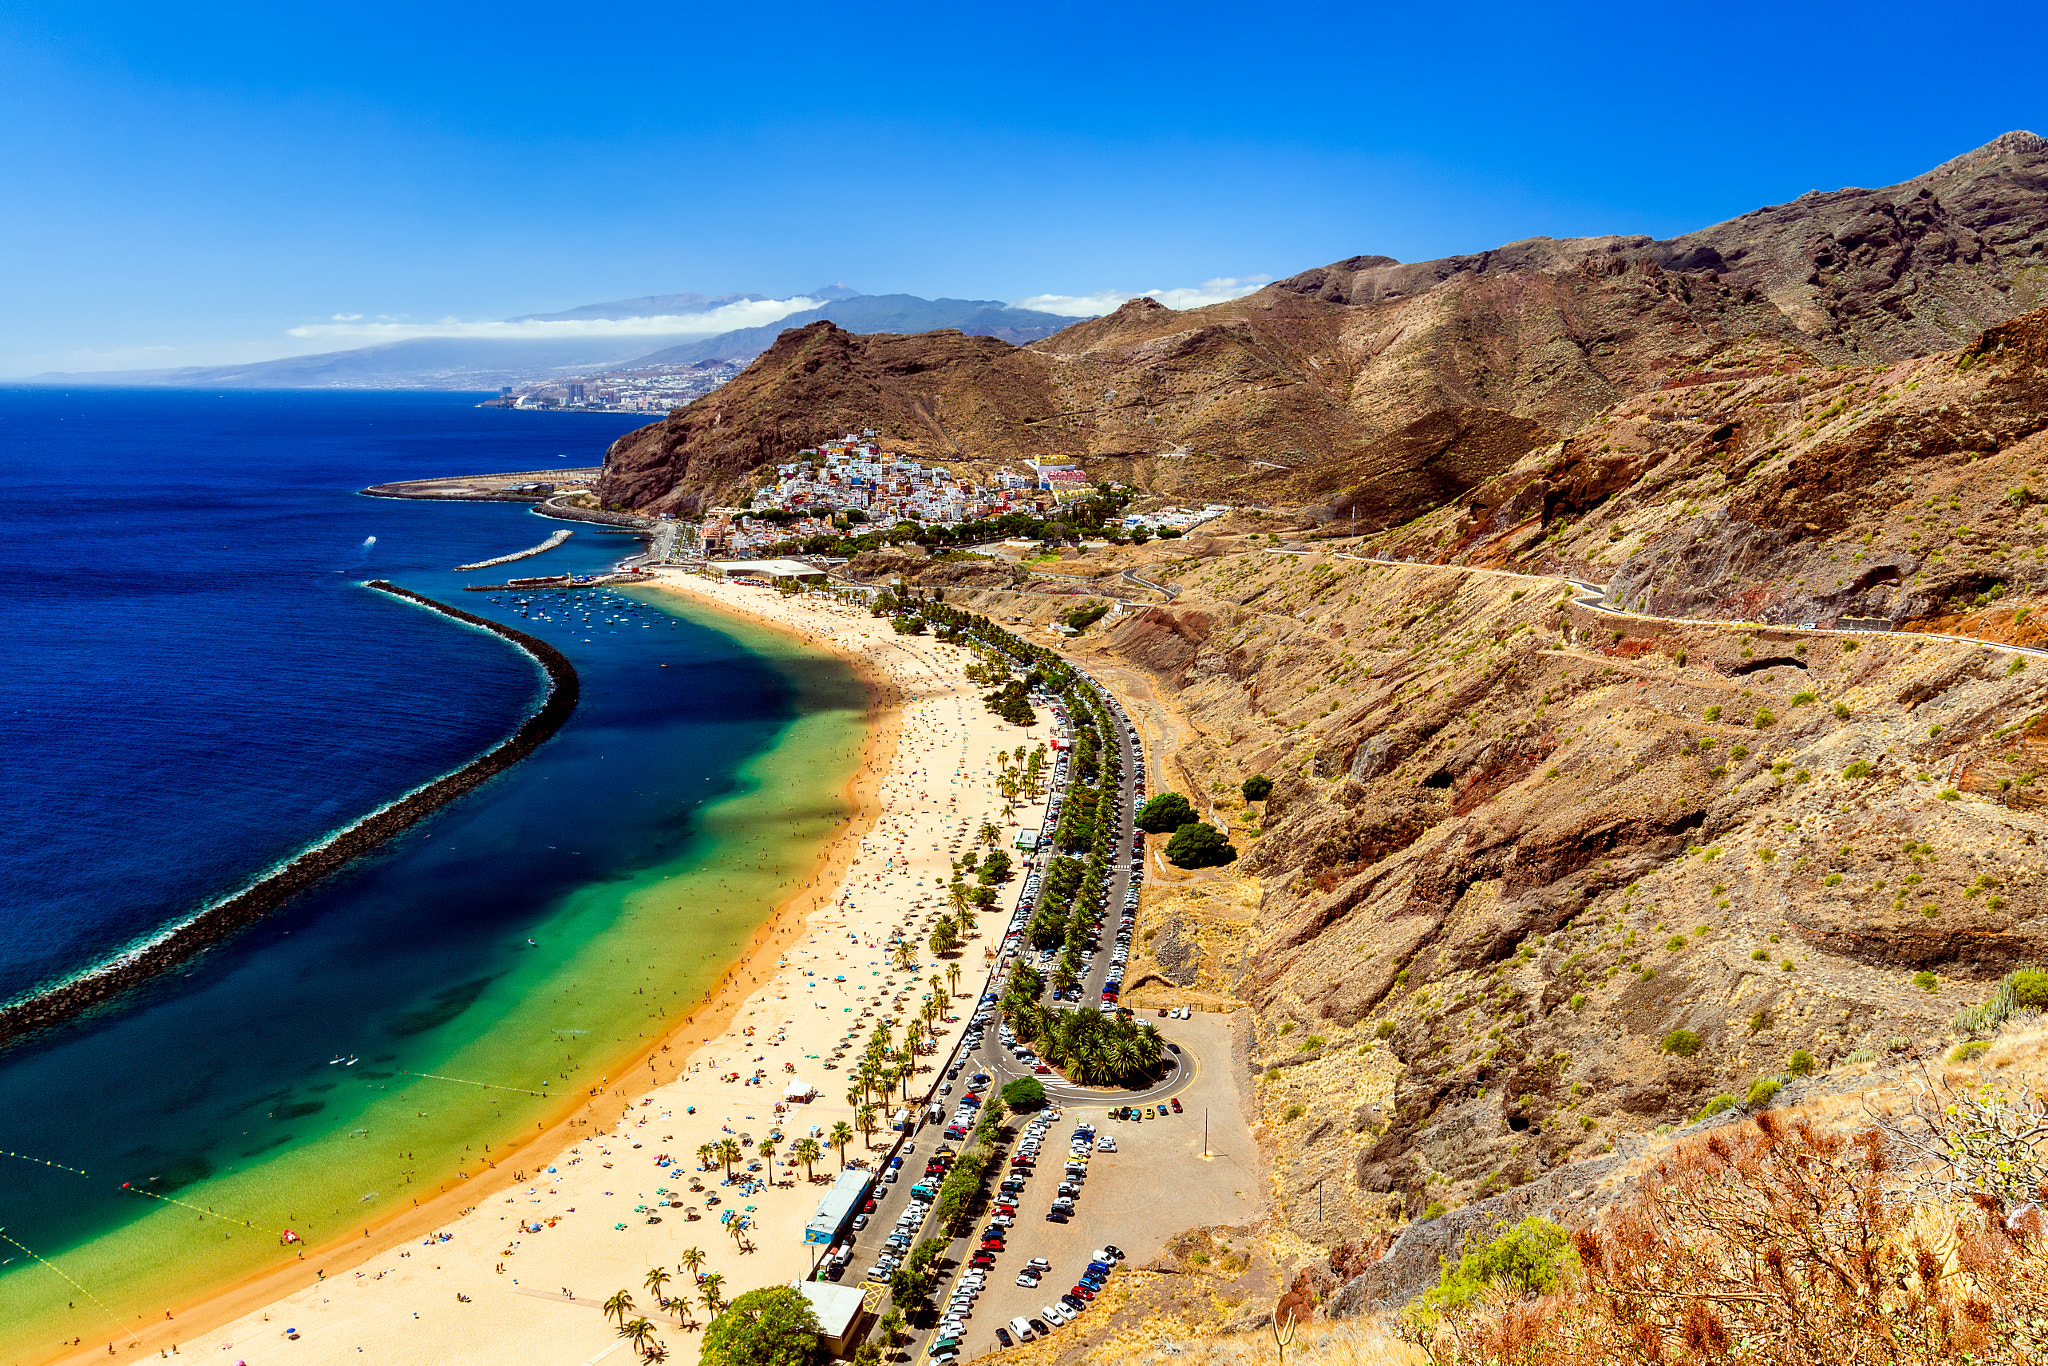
[
  {"x1": 19, "y1": 285, "x2": 1077, "y2": 390},
  {"x1": 595, "y1": 132, "x2": 2048, "y2": 515},
  {"x1": 618, "y1": 293, "x2": 1080, "y2": 367},
  {"x1": 507, "y1": 291, "x2": 768, "y2": 322},
  {"x1": 812, "y1": 297, "x2": 2048, "y2": 1331},
  {"x1": 32, "y1": 334, "x2": 696, "y2": 391}
]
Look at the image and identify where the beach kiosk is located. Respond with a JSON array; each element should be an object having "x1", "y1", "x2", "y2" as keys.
[
  {"x1": 789, "y1": 1279, "x2": 870, "y2": 1356},
  {"x1": 784, "y1": 1077, "x2": 818, "y2": 1103},
  {"x1": 806, "y1": 1168, "x2": 871, "y2": 1250}
]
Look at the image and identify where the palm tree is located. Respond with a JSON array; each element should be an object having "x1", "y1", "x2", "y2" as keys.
[
  {"x1": 678, "y1": 1248, "x2": 706, "y2": 1282},
  {"x1": 758, "y1": 1138, "x2": 776, "y2": 1176},
  {"x1": 856, "y1": 1103, "x2": 877, "y2": 1146},
  {"x1": 604, "y1": 1290, "x2": 637, "y2": 1326},
  {"x1": 905, "y1": 1018, "x2": 923, "y2": 1056},
  {"x1": 620, "y1": 1316, "x2": 655, "y2": 1356},
  {"x1": 945, "y1": 964, "x2": 960, "y2": 996},
  {"x1": 893, "y1": 940, "x2": 916, "y2": 972},
  {"x1": 699, "y1": 1272, "x2": 725, "y2": 1315},
  {"x1": 794, "y1": 1137, "x2": 821, "y2": 1181},
  {"x1": 644, "y1": 1266, "x2": 671, "y2": 1307},
  {"x1": 829, "y1": 1121, "x2": 855, "y2": 1168},
  {"x1": 716, "y1": 1138, "x2": 741, "y2": 1176},
  {"x1": 695, "y1": 1142, "x2": 716, "y2": 1171}
]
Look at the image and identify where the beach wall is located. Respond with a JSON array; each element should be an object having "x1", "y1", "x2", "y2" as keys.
[{"x1": 0, "y1": 582, "x2": 579, "y2": 1052}]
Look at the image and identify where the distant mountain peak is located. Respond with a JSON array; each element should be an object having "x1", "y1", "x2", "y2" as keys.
[{"x1": 805, "y1": 283, "x2": 867, "y2": 300}]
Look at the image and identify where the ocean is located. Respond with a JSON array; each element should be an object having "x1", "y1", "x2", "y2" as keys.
[{"x1": 0, "y1": 389, "x2": 868, "y2": 1357}]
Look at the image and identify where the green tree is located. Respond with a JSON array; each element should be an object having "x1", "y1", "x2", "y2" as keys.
[
  {"x1": 605, "y1": 1290, "x2": 638, "y2": 1326},
  {"x1": 793, "y1": 1137, "x2": 821, "y2": 1182},
  {"x1": 999, "y1": 1076, "x2": 1046, "y2": 1111},
  {"x1": 644, "y1": 1266, "x2": 672, "y2": 1307},
  {"x1": 700, "y1": 1287, "x2": 822, "y2": 1366},
  {"x1": 1166, "y1": 822, "x2": 1238, "y2": 868},
  {"x1": 829, "y1": 1121, "x2": 855, "y2": 1167},
  {"x1": 1135, "y1": 792, "x2": 1198, "y2": 833},
  {"x1": 929, "y1": 918, "x2": 961, "y2": 954},
  {"x1": 1241, "y1": 774, "x2": 1273, "y2": 802},
  {"x1": 889, "y1": 1237, "x2": 949, "y2": 1317}
]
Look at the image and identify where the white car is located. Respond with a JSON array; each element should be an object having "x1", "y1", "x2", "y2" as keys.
[
  {"x1": 1097, "y1": 1137, "x2": 1117, "y2": 1152},
  {"x1": 1015, "y1": 1273, "x2": 1040, "y2": 1287},
  {"x1": 1042, "y1": 1304, "x2": 1070, "y2": 1326}
]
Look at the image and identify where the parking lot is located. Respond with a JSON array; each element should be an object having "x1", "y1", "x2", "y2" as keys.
[{"x1": 915, "y1": 1010, "x2": 1259, "y2": 1362}]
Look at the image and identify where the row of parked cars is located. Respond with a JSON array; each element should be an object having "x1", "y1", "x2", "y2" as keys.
[{"x1": 992, "y1": 1248, "x2": 1126, "y2": 1348}]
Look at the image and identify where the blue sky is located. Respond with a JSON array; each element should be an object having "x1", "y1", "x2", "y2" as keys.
[{"x1": 3, "y1": 0, "x2": 2042, "y2": 374}]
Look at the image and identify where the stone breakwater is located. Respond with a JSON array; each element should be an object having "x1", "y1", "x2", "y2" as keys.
[
  {"x1": 0, "y1": 582, "x2": 580, "y2": 1052},
  {"x1": 455, "y1": 528, "x2": 573, "y2": 572}
]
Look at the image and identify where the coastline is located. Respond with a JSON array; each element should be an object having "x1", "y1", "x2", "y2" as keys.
[
  {"x1": 31, "y1": 576, "x2": 943, "y2": 1366},
  {"x1": 39, "y1": 573, "x2": 1041, "y2": 1366},
  {"x1": 0, "y1": 581, "x2": 578, "y2": 1054}
]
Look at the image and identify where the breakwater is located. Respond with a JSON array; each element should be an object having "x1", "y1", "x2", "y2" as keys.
[
  {"x1": 455, "y1": 528, "x2": 573, "y2": 571},
  {"x1": 0, "y1": 582, "x2": 579, "y2": 1052}
]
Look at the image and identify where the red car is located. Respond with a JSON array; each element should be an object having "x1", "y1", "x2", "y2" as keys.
[
  {"x1": 970, "y1": 1252, "x2": 995, "y2": 1267},
  {"x1": 1070, "y1": 1285, "x2": 1095, "y2": 1301},
  {"x1": 1171, "y1": 1098, "x2": 1183, "y2": 1114},
  {"x1": 862, "y1": 1198, "x2": 878, "y2": 1212}
]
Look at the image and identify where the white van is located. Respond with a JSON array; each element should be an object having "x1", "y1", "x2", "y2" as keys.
[{"x1": 1008, "y1": 1316, "x2": 1036, "y2": 1343}]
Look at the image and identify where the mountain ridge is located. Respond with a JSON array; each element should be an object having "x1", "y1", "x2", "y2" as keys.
[{"x1": 595, "y1": 132, "x2": 2048, "y2": 514}]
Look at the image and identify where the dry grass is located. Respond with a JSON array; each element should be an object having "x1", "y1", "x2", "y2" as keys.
[{"x1": 1083, "y1": 1318, "x2": 1424, "y2": 1366}]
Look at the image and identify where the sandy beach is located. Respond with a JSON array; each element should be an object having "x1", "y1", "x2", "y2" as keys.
[{"x1": 49, "y1": 574, "x2": 1047, "y2": 1366}]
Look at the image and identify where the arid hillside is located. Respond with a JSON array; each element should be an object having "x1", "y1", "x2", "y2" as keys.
[
  {"x1": 597, "y1": 133, "x2": 2048, "y2": 516},
  {"x1": 1363, "y1": 303, "x2": 2048, "y2": 633},
  {"x1": 868, "y1": 508, "x2": 2048, "y2": 1278}
]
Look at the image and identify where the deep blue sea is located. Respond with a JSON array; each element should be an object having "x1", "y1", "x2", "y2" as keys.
[{"x1": 0, "y1": 389, "x2": 868, "y2": 1345}]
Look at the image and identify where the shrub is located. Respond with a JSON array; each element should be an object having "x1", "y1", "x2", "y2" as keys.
[
  {"x1": 1787, "y1": 1049, "x2": 1816, "y2": 1076},
  {"x1": 1914, "y1": 970, "x2": 1939, "y2": 992},
  {"x1": 1165, "y1": 822, "x2": 1238, "y2": 868},
  {"x1": 1843, "y1": 758, "x2": 1874, "y2": 779},
  {"x1": 1409, "y1": 1216, "x2": 1575, "y2": 1324},
  {"x1": 1754, "y1": 706, "x2": 1776, "y2": 728},
  {"x1": 1823, "y1": 872, "x2": 1842, "y2": 886},
  {"x1": 1134, "y1": 792, "x2": 1197, "y2": 833},
  {"x1": 1240, "y1": 774, "x2": 1273, "y2": 803},
  {"x1": 1730, "y1": 744, "x2": 1750, "y2": 761},
  {"x1": 1665, "y1": 935, "x2": 1687, "y2": 951},
  {"x1": 1791, "y1": 691, "x2": 1817, "y2": 705},
  {"x1": 1833, "y1": 700, "x2": 1851, "y2": 719},
  {"x1": 1704, "y1": 704, "x2": 1723, "y2": 722},
  {"x1": 1277, "y1": 1021, "x2": 1297, "y2": 1036},
  {"x1": 1569, "y1": 993, "x2": 1587, "y2": 1011},
  {"x1": 2011, "y1": 656, "x2": 2029, "y2": 677},
  {"x1": 1752, "y1": 949, "x2": 1770, "y2": 961},
  {"x1": 2012, "y1": 967, "x2": 2048, "y2": 1009},
  {"x1": 1745, "y1": 1076, "x2": 1782, "y2": 1107},
  {"x1": 1375, "y1": 1020, "x2": 1396, "y2": 1040},
  {"x1": 1949, "y1": 1040, "x2": 1991, "y2": 1063},
  {"x1": 1283, "y1": 1104, "x2": 1305, "y2": 1121},
  {"x1": 1692, "y1": 1094, "x2": 1737, "y2": 1122},
  {"x1": 1661, "y1": 1028, "x2": 1701, "y2": 1058}
]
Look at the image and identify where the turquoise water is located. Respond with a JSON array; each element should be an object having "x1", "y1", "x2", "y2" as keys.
[{"x1": 0, "y1": 390, "x2": 869, "y2": 1358}]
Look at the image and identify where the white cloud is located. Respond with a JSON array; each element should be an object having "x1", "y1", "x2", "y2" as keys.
[
  {"x1": 286, "y1": 296, "x2": 823, "y2": 343},
  {"x1": 1012, "y1": 275, "x2": 1274, "y2": 318}
]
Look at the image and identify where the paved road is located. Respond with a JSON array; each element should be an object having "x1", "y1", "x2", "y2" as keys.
[{"x1": 1293, "y1": 549, "x2": 2048, "y2": 662}]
